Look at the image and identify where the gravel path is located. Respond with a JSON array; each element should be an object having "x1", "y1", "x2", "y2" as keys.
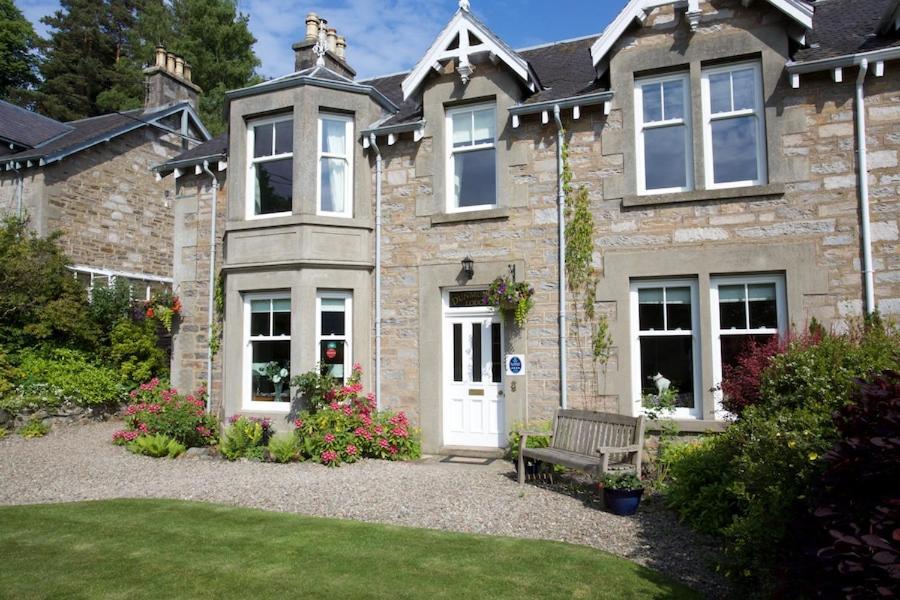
[{"x1": 0, "y1": 422, "x2": 728, "y2": 597}]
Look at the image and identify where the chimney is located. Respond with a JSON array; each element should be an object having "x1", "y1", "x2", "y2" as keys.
[
  {"x1": 292, "y1": 13, "x2": 356, "y2": 79},
  {"x1": 143, "y1": 45, "x2": 202, "y2": 111}
]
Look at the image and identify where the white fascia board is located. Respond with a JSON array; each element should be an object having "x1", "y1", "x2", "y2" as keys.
[
  {"x1": 402, "y1": 9, "x2": 532, "y2": 100},
  {"x1": 786, "y1": 46, "x2": 900, "y2": 75},
  {"x1": 591, "y1": 0, "x2": 813, "y2": 68}
]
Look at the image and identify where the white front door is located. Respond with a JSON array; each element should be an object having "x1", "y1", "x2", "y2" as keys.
[{"x1": 443, "y1": 295, "x2": 505, "y2": 448}]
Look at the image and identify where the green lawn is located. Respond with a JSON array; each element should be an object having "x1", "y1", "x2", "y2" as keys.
[{"x1": 0, "y1": 499, "x2": 698, "y2": 599}]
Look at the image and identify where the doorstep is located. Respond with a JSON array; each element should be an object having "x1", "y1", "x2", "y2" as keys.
[{"x1": 438, "y1": 446, "x2": 506, "y2": 459}]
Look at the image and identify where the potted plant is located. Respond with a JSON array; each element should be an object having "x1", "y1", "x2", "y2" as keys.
[
  {"x1": 599, "y1": 471, "x2": 644, "y2": 516},
  {"x1": 485, "y1": 275, "x2": 535, "y2": 327},
  {"x1": 262, "y1": 362, "x2": 289, "y2": 403}
]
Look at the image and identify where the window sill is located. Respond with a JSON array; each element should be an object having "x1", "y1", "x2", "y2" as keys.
[
  {"x1": 226, "y1": 214, "x2": 373, "y2": 232},
  {"x1": 622, "y1": 183, "x2": 785, "y2": 208},
  {"x1": 430, "y1": 207, "x2": 510, "y2": 226}
]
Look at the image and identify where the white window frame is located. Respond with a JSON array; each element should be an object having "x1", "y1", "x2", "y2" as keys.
[
  {"x1": 629, "y1": 278, "x2": 702, "y2": 419},
  {"x1": 242, "y1": 292, "x2": 292, "y2": 412},
  {"x1": 315, "y1": 291, "x2": 353, "y2": 383},
  {"x1": 634, "y1": 72, "x2": 694, "y2": 195},
  {"x1": 246, "y1": 115, "x2": 294, "y2": 220},
  {"x1": 316, "y1": 113, "x2": 354, "y2": 218},
  {"x1": 710, "y1": 274, "x2": 786, "y2": 417},
  {"x1": 700, "y1": 61, "x2": 767, "y2": 190},
  {"x1": 445, "y1": 102, "x2": 497, "y2": 213}
]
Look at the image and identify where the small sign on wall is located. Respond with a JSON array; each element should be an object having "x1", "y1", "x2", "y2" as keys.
[{"x1": 506, "y1": 354, "x2": 525, "y2": 376}]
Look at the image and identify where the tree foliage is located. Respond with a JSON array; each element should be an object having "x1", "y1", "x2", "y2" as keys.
[
  {"x1": 0, "y1": 216, "x2": 97, "y2": 351},
  {"x1": 0, "y1": 0, "x2": 39, "y2": 100}
]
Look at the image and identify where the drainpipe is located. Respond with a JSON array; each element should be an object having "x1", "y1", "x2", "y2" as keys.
[
  {"x1": 201, "y1": 160, "x2": 219, "y2": 413},
  {"x1": 855, "y1": 59, "x2": 876, "y2": 315},
  {"x1": 11, "y1": 162, "x2": 23, "y2": 218},
  {"x1": 553, "y1": 105, "x2": 568, "y2": 409},
  {"x1": 369, "y1": 133, "x2": 383, "y2": 411}
]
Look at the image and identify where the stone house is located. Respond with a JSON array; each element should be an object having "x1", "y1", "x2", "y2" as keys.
[
  {"x1": 0, "y1": 47, "x2": 210, "y2": 297},
  {"x1": 159, "y1": 0, "x2": 900, "y2": 454}
]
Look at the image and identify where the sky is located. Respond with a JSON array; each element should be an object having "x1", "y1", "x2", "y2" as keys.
[{"x1": 16, "y1": 0, "x2": 626, "y2": 80}]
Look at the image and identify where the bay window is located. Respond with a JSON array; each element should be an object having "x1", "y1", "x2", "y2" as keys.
[
  {"x1": 248, "y1": 116, "x2": 293, "y2": 218},
  {"x1": 244, "y1": 294, "x2": 291, "y2": 409},
  {"x1": 447, "y1": 103, "x2": 496, "y2": 211},
  {"x1": 701, "y1": 62, "x2": 767, "y2": 188},
  {"x1": 635, "y1": 74, "x2": 693, "y2": 194},
  {"x1": 318, "y1": 113, "x2": 354, "y2": 217}
]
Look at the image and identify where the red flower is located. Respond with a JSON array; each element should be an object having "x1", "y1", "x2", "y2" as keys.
[{"x1": 146, "y1": 307, "x2": 155, "y2": 318}]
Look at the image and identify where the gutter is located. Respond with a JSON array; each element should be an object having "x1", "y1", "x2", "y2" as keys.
[
  {"x1": 369, "y1": 133, "x2": 383, "y2": 411},
  {"x1": 786, "y1": 46, "x2": 900, "y2": 75},
  {"x1": 509, "y1": 90, "x2": 614, "y2": 116},
  {"x1": 201, "y1": 160, "x2": 220, "y2": 413},
  {"x1": 553, "y1": 105, "x2": 568, "y2": 409},
  {"x1": 361, "y1": 119, "x2": 426, "y2": 139},
  {"x1": 855, "y1": 60, "x2": 877, "y2": 315}
]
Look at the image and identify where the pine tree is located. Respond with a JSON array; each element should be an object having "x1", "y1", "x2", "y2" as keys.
[{"x1": 0, "y1": 0, "x2": 40, "y2": 101}]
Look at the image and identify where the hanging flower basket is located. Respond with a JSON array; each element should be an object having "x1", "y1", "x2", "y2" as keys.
[
  {"x1": 144, "y1": 290, "x2": 182, "y2": 333},
  {"x1": 484, "y1": 275, "x2": 534, "y2": 327}
]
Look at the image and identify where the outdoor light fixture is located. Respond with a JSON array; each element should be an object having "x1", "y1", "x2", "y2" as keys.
[{"x1": 461, "y1": 256, "x2": 474, "y2": 277}]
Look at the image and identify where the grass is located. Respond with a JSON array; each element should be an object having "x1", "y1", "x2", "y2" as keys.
[{"x1": 0, "y1": 499, "x2": 698, "y2": 599}]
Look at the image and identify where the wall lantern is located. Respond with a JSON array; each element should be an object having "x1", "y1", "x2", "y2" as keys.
[{"x1": 461, "y1": 256, "x2": 474, "y2": 277}]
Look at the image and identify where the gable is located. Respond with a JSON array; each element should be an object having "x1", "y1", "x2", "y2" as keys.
[{"x1": 401, "y1": 2, "x2": 539, "y2": 101}]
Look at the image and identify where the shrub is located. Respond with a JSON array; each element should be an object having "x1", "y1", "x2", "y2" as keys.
[
  {"x1": 0, "y1": 344, "x2": 18, "y2": 399},
  {"x1": 506, "y1": 420, "x2": 552, "y2": 462},
  {"x1": 3, "y1": 348, "x2": 126, "y2": 412},
  {"x1": 720, "y1": 335, "x2": 786, "y2": 416},
  {"x1": 291, "y1": 365, "x2": 338, "y2": 413},
  {"x1": 0, "y1": 425, "x2": 8, "y2": 439},
  {"x1": 114, "y1": 379, "x2": 217, "y2": 448},
  {"x1": 109, "y1": 318, "x2": 169, "y2": 388},
  {"x1": 19, "y1": 418, "x2": 49, "y2": 438},
  {"x1": 0, "y1": 216, "x2": 98, "y2": 351},
  {"x1": 220, "y1": 416, "x2": 272, "y2": 461},
  {"x1": 267, "y1": 433, "x2": 300, "y2": 463},
  {"x1": 128, "y1": 433, "x2": 186, "y2": 458},
  {"x1": 292, "y1": 364, "x2": 420, "y2": 466},
  {"x1": 88, "y1": 278, "x2": 133, "y2": 345},
  {"x1": 787, "y1": 372, "x2": 900, "y2": 598}
]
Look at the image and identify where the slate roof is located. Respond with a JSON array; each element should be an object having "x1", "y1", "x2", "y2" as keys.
[
  {"x1": 794, "y1": 0, "x2": 900, "y2": 62},
  {"x1": 3, "y1": 102, "x2": 206, "y2": 166},
  {"x1": 0, "y1": 99, "x2": 72, "y2": 149},
  {"x1": 165, "y1": 132, "x2": 228, "y2": 163}
]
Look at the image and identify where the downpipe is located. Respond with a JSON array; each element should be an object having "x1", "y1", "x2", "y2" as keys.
[
  {"x1": 201, "y1": 160, "x2": 219, "y2": 413},
  {"x1": 554, "y1": 105, "x2": 568, "y2": 409},
  {"x1": 370, "y1": 133, "x2": 383, "y2": 410},
  {"x1": 12, "y1": 162, "x2": 23, "y2": 218},
  {"x1": 855, "y1": 59, "x2": 876, "y2": 315}
]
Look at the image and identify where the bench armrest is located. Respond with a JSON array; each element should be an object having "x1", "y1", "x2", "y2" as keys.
[{"x1": 597, "y1": 444, "x2": 641, "y2": 455}]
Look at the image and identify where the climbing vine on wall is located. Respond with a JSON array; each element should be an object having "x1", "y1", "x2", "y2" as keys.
[
  {"x1": 209, "y1": 271, "x2": 225, "y2": 356},
  {"x1": 562, "y1": 137, "x2": 613, "y2": 398}
]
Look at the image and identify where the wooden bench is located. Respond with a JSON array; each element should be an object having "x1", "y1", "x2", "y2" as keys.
[{"x1": 517, "y1": 409, "x2": 646, "y2": 484}]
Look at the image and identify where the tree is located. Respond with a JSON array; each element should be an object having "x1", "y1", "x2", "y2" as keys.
[{"x1": 0, "y1": 0, "x2": 39, "y2": 101}]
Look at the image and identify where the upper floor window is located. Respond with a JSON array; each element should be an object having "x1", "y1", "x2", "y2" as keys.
[
  {"x1": 701, "y1": 62, "x2": 767, "y2": 188},
  {"x1": 247, "y1": 116, "x2": 293, "y2": 218},
  {"x1": 635, "y1": 74, "x2": 693, "y2": 194},
  {"x1": 318, "y1": 114, "x2": 354, "y2": 218},
  {"x1": 447, "y1": 103, "x2": 496, "y2": 212}
]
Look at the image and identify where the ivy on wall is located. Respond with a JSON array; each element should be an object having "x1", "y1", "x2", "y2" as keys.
[
  {"x1": 209, "y1": 271, "x2": 225, "y2": 357},
  {"x1": 562, "y1": 137, "x2": 613, "y2": 398}
]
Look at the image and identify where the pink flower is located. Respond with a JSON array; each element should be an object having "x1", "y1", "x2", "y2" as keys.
[
  {"x1": 196, "y1": 426, "x2": 212, "y2": 438},
  {"x1": 374, "y1": 425, "x2": 384, "y2": 435},
  {"x1": 378, "y1": 438, "x2": 389, "y2": 449},
  {"x1": 389, "y1": 445, "x2": 399, "y2": 456},
  {"x1": 345, "y1": 444, "x2": 358, "y2": 456},
  {"x1": 329, "y1": 401, "x2": 341, "y2": 411},
  {"x1": 360, "y1": 415, "x2": 373, "y2": 426},
  {"x1": 321, "y1": 450, "x2": 338, "y2": 463},
  {"x1": 353, "y1": 363, "x2": 362, "y2": 373},
  {"x1": 324, "y1": 433, "x2": 336, "y2": 444},
  {"x1": 294, "y1": 419, "x2": 304, "y2": 429},
  {"x1": 343, "y1": 405, "x2": 353, "y2": 416},
  {"x1": 391, "y1": 426, "x2": 409, "y2": 438}
]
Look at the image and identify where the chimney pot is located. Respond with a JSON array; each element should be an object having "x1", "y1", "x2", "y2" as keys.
[
  {"x1": 174, "y1": 56, "x2": 185, "y2": 77},
  {"x1": 155, "y1": 46, "x2": 167, "y2": 68},
  {"x1": 305, "y1": 13, "x2": 320, "y2": 40},
  {"x1": 166, "y1": 52, "x2": 176, "y2": 73},
  {"x1": 183, "y1": 63, "x2": 192, "y2": 82},
  {"x1": 326, "y1": 28, "x2": 337, "y2": 53},
  {"x1": 336, "y1": 36, "x2": 347, "y2": 60}
]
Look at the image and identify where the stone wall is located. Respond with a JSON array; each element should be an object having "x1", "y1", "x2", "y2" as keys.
[
  {"x1": 42, "y1": 128, "x2": 184, "y2": 278},
  {"x1": 170, "y1": 172, "x2": 226, "y2": 414}
]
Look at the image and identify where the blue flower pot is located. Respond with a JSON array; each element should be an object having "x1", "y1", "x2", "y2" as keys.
[{"x1": 603, "y1": 487, "x2": 644, "y2": 516}]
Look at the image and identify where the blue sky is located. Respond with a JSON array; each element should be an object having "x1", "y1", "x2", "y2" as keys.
[{"x1": 16, "y1": 0, "x2": 626, "y2": 79}]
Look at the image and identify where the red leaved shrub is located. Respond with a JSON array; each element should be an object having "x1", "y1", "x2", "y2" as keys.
[{"x1": 720, "y1": 336, "x2": 787, "y2": 416}]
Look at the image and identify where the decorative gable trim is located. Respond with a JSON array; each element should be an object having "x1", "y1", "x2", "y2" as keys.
[
  {"x1": 401, "y1": 2, "x2": 539, "y2": 101},
  {"x1": 590, "y1": 0, "x2": 814, "y2": 70}
]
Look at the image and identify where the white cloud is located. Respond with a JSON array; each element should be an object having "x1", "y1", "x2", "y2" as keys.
[{"x1": 242, "y1": 0, "x2": 449, "y2": 79}]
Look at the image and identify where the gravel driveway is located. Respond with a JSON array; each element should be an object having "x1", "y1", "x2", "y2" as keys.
[{"x1": 0, "y1": 422, "x2": 728, "y2": 597}]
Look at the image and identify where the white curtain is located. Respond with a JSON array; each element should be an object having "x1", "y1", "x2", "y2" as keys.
[{"x1": 322, "y1": 120, "x2": 346, "y2": 213}]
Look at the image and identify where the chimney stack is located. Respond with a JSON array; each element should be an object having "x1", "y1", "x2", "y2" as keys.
[
  {"x1": 143, "y1": 45, "x2": 201, "y2": 111},
  {"x1": 292, "y1": 13, "x2": 355, "y2": 79}
]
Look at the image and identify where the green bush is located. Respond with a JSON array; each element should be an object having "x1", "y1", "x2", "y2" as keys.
[
  {"x1": 128, "y1": 433, "x2": 186, "y2": 458},
  {"x1": 115, "y1": 379, "x2": 217, "y2": 448},
  {"x1": 506, "y1": 420, "x2": 552, "y2": 462},
  {"x1": 0, "y1": 216, "x2": 98, "y2": 351},
  {"x1": 2, "y1": 348, "x2": 126, "y2": 412},
  {"x1": 19, "y1": 418, "x2": 49, "y2": 438},
  {"x1": 0, "y1": 344, "x2": 18, "y2": 399},
  {"x1": 220, "y1": 416, "x2": 271, "y2": 461},
  {"x1": 89, "y1": 278, "x2": 134, "y2": 345},
  {"x1": 109, "y1": 318, "x2": 168, "y2": 388},
  {"x1": 267, "y1": 433, "x2": 300, "y2": 463}
]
